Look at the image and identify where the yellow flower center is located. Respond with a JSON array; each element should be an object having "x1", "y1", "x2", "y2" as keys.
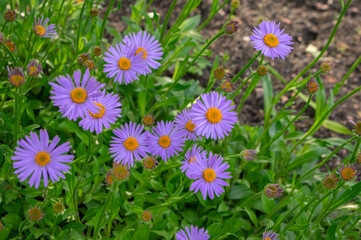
[
  {"x1": 143, "y1": 115, "x2": 154, "y2": 126},
  {"x1": 341, "y1": 168, "x2": 355, "y2": 180},
  {"x1": 88, "y1": 103, "x2": 105, "y2": 118},
  {"x1": 113, "y1": 165, "x2": 129, "y2": 180},
  {"x1": 206, "y1": 107, "x2": 222, "y2": 123},
  {"x1": 35, "y1": 151, "x2": 50, "y2": 166},
  {"x1": 203, "y1": 168, "x2": 216, "y2": 182},
  {"x1": 10, "y1": 75, "x2": 24, "y2": 86},
  {"x1": 29, "y1": 66, "x2": 38, "y2": 76},
  {"x1": 159, "y1": 135, "x2": 171, "y2": 148},
  {"x1": 70, "y1": 88, "x2": 87, "y2": 103},
  {"x1": 123, "y1": 137, "x2": 139, "y2": 151},
  {"x1": 307, "y1": 82, "x2": 318, "y2": 93},
  {"x1": 185, "y1": 120, "x2": 195, "y2": 132},
  {"x1": 214, "y1": 68, "x2": 225, "y2": 79},
  {"x1": 118, "y1": 57, "x2": 131, "y2": 70},
  {"x1": 188, "y1": 157, "x2": 197, "y2": 164},
  {"x1": 34, "y1": 25, "x2": 46, "y2": 36},
  {"x1": 135, "y1": 47, "x2": 147, "y2": 59},
  {"x1": 263, "y1": 33, "x2": 279, "y2": 47}
]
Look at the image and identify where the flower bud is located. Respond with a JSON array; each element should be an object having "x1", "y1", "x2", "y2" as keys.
[
  {"x1": 28, "y1": 206, "x2": 44, "y2": 221},
  {"x1": 113, "y1": 163, "x2": 130, "y2": 181},
  {"x1": 78, "y1": 53, "x2": 90, "y2": 65},
  {"x1": 323, "y1": 174, "x2": 339, "y2": 190},
  {"x1": 105, "y1": 170, "x2": 114, "y2": 185},
  {"x1": 320, "y1": 61, "x2": 334, "y2": 74},
  {"x1": 143, "y1": 114, "x2": 155, "y2": 126},
  {"x1": 53, "y1": 202, "x2": 65, "y2": 213},
  {"x1": 221, "y1": 79, "x2": 236, "y2": 92},
  {"x1": 264, "y1": 183, "x2": 283, "y2": 198},
  {"x1": 84, "y1": 60, "x2": 95, "y2": 70},
  {"x1": 224, "y1": 21, "x2": 239, "y2": 35},
  {"x1": 4, "y1": 10, "x2": 16, "y2": 22},
  {"x1": 258, "y1": 16, "x2": 268, "y2": 25},
  {"x1": 143, "y1": 156, "x2": 158, "y2": 169},
  {"x1": 5, "y1": 39, "x2": 15, "y2": 52},
  {"x1": 7, "y1": 66, "x2": 24, "y2": 87},
  {"x1": 214, "y1": 67, "x2": 225, "y2": 80},
  {"x1": 141, "y1": 210, "x2": 152, "y2": 222},
  {"x1": 93, "y1": 46, "x2": 102, "y2": 56},
  {"x1": 357, "y1": 153, "x2": 361, "y2": 164},
  {"x1": 306, "y1": 78, "x2": 318, "y2": 93},
  {"x1": 231, "y1": 0, "x2": 240, "y2": 8},
  {"x1": 241, "y1": 149, "x2": 257, "y2": 160},
  {"x1": 257, "y1": 65, "x2": 268, "y2": 76},
  {"x1": 90, "y1": 9, "x2": 98, "y2": 17}
]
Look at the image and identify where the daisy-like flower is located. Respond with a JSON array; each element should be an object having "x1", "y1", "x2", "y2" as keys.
[
  {"x1": 79, "y1": 90, "x2": 122, "y2": 134},
  {"x1": 28, "y1": 206, "x2": 45, "y2": 221},
  {"x1": 214, "y1": 66, "x2": 226, "y2": 80},
  {"x1": 306, "y1": 78, "x2": 319, "y2": 93},
  {"x1": 263, "y1": 229, "x2": 280, "y2": 240},
  {"x1": 49, "y1": 69, "x2": 105, "y2": 121},
  {"x1": 187, "y1": 151, "x2": 231, "y2": 200},
  {"x1": 336, "y1": 163, "x2": 358, "y2": 181},
  {"x1": 103, "y1": 42, "x2": 149, "y2": 85},
  {"x1": 11, "y1": 129, "x2": 74, "y2": 189},
  {"x1": 264, "y1": 183, "x2": 284, "y2": 198},
  {"x1": 175, "y1": 225, "x2": 210, "y2": 240},
  {"x1": 180, "y1": 145, "x2": 204, "y2": 177},
  {"x1": 174, "y1": 108, "x2": 198, "y2": 141},
  {"x1": 27, "y1": 59, "x2": 42, "y2": 77},
  {"x1": 7, "y1": 66, "x2": 24, "y2": 87},
  {"x1": 33, "y1": 16, "x2": 56, "y2": 38},
  {"x1": 249, "y1": 20, "x2": 293, "y2": 60},
  {"x1": 191, "y1": 91, "x2": 238, "y2": 140},
  {"x1": 109, "y1": 121, "x2": 149, "y2": 166},
  {"x1": 123, "y1": 31, "x2": 163, "y2": 70},
  {"x1": 147, "y1": 121, "x2": 186, "y2": 162},
  {"x1": 143, "y1": 156, "x2": 158, "y2": 169}
]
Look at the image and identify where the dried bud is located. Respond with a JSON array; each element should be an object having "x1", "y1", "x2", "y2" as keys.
[
  {"x1": 220, "y1": 79, "x2": 236, "y2": 92},
  {"x1": 264, "y1": 183, "x2": 283, "y2": 198},
  {"x1": 84, "y1": 60, "x2": 95, "y2": 70},
  {"x1": 141, "y1": 210, "x2": 152, "y2": 222},
  {"x1": 320, "y1": 61, "x2": 334, "y2": 74},
  {"x1": 78, "y1": 53, "x2": 90, "y2": 65},
  {"x1": 214, "y1": 67, "x2": 226, "y2": 80},
  {"x1": 241, "y1": 149, "x2": 257, "y2": 160},
  {"x1": 306, "y1": 78, "x2": 318, "y2": 93},
  {"x1": 93, "y1": 46, "x2": 102, "y2": 56},
  {"x1": 143, "y1": 114, "x2": 155, "y2": 126},
  {"x1": 258, "y1": 16, "x2": 268, "y2": 25},
  {"x1": 0, "y1": 32, "x2": 4, "y2": 44},
  {"x1": 231, "y1": 0, "x2": 240, "y2": 8},
  {"x1": 257, "y1": 65, "x2": 268, "y2": 76},
  {"x1": 4, "y1": 10, "x2": 16, "y2": 22},
  {"x1": 28, "y1": 206, "x2": 44, "y2": 221},
  {"x1": 5, "y1": 39, "x2": 15, "y2": 52},
  {"x1": 113, "y1": 163, "x2": 130, "y2": 181},
  {"x1": 90, "y1": 9, "x2": 98, "y2": 17},
  {"x1": 224, "y1": 21, "x2": 239, "y2": 35},
  {"x1": 143, "y1": 156, "x2": 158, "y2": 169},
  {"x1": 53, "y1": 202, "x2": 65, "y2": 213},
  {"x1": 323, "y1": 174, "x2": 339, "y2": 190}
]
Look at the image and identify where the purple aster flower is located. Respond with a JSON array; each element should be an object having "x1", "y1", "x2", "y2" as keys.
[
  {"x1": 249, "y1": 20, "x2": 293, "y2": 60},
  {"x1": 79, "y1": 90, "x2": 122, "y2": 134},
  {"x1": 123, "y1": 31, "x2": 163, "y2": 70},
  {"x1": 174, "y1": 108, "x2": 198, "y2": 141},
  {"x1": 263, "y1": 229, "x2": 280, "y2": 240},
  {"x1": 49, "y1": 69, "x2": 105, "y2": 121},
  {"x1": 191, "y1": 91, "x2": 237, "y2": 140},
  {"x1": 187, "y1": 151, "x2": 231, "y2": 200},
  {"x1": 180, "y1": 144, "x2": 204, "y2": 177},
  {"x1": 7, "y1": 66, "x2": 24, "y2": 87},
  {"x1": 336, "y1": 163, "x2": 358, "y2": 181},
  {"x1": 147, "y1": 121, "x2": 186, "y2": 162},
  {"x1": 103, "y1": 41, "x2": 150, "y2": 85},
  {"x1": 33, "y1": 16, "x2": 56, "y2": 38},
  {"x1": 27, "y1": 59, "x2": 42, "y2": 77},
  {"x1": 109, "y1": 121, "x2": 149, "y2": 167},
  {"x1": 11, "y1": 129, "x2": 74, "y2": 189},
  {"x1": 175, "y1": 225, "x2": 210, "y2": 240}
]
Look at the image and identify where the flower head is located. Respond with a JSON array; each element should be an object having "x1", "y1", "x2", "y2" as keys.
[
  {"x1": 141, "y1": 210, "x2": 152, "y2": 222},
  {"x1": 257, "y1": 65, "x2": 268, "y2": 76},
  {"x1": 110, "y1": 122, "x2": 149, "y2": 166},
  {"x1": 306, "y1": 78, "x2": 319, "y2": 93},
  {"x1": 84, "y1": 60, "x2": 95, "y2": 70},
  {"x1": 174, "y1": 108, "x2": 198, "y2": 141},
  {"x1": 143, "y1": 156, "x2": 158, "y2": 169},
  {"x1": 33, "y1": 16, "x2": 56, "y2": 38},
  {"x1": 28, "y1": 206, "x2": 44, "y2": 221},
  {"x1": 323, "y1": 174, "x2": 339, "y2": 190},
  {"x1": 103, "y1": 41, "x2": 150, "y2": 85},
  {"x1": 53, "y1": 202, "x2": 64, "y2": 213},
  {"x1": 90, "y1": 8, "x2": 98, "y2": 17},
  {"x1": 263, "y1": 229, "x2": 280, "y2": 240},
  {"x1": 249, "y1": 21, "x2": 293, "y2": 60},
  {"x1": 147, "y1": 121, "x2": 186, "y2": 162},
  {"x1": 181, "y1": 145, "x2": 204, "y2": 177},
  {"x1": 123, "y1": 31, "x2": 163, "y2": 70},
  {"x1": 113, "y1": 162, "x2": 130, "y2": 181},
  {"x1": 78, "y1": 53, "x2": 91, "y2": 65},
  {"x1": 7, "y1": 66, "x2": 24, "y2": 87},
  {"x1": 242, "y1": 149, "x2": 257, "y2": 160},
  {"x1": 93, "y1": 46, "x2": 102, "y2": 56},
  {"x1": 225, "y1": 21, "x2": 239, "y2": 35},
  {"x1": 214, "y1": 67, "x2": 226, "y2": 80},
  {"x1": 11, "y1": 129, "x2": 74, "y2": 189},
  {"x1": 5, "y1": 39, "x2": 15, "y2": 52},
  {"x1": 49, "y1": 69, "x2": 105, "y2": 121},
  {"x1": 143, "y1": 114, "x2": 155, "y2": 126},
  {"x1": 220, "y1": 79, "x2": 236, "y2": 92},
  {"x1": 105, "y1": 170, "x2": 115, "y2": 185},
  {"x1": 320, "y1": 61, "x2": 334, "y2": 74},
  {"x1": 187, "y1": 152, "x2": 231, "y2": 200},
  {"x1": 191, "y1": 91, "x2": 238, "y2": 140},
  {"x1": 27, "y1": 59, "x2": 42, "y2": 77},
  {"x1": 4, "y1": 10, "x2": 16, "y2": 22},
  {"x1": 336, "y1": 164, "x2": 358, "y2": 181},
  {"x1": 264, "y1": 183, "x2": 283, "y2": 198},
  {"x1": 79, "y1": 90, "x2": 122, "y2": 134},
  {"x1": 175, "y1": 225, "x2": 210, "y2": 240}
]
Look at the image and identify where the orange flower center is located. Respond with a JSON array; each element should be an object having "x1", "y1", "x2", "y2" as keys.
[
  {"x1": 203, "y1": 168, "x2": 216, "y2": 182},
  {"x1": 29, "y1": 66, "x2": 38, "y2": 76},
  {"x1": 35, "y1": 151, "x2": 50, "y2": 166},
  {"x1": 341, "y1": 168, "x2": 355, "y2": 180},
  {"x1": 143, "y1": 157, "x2": 156, "y2": 169},
  {"x1": 28, "y1": 208, "x2": 43, "y2": 221},
  {"x1": 206, "y1": 107, "x2": 222, "y2": 123},
  {"x1": 185, "y1": 120, "x2": 195, "y2": 132},
  {"x1": 263, "y1": 33, "x2": 279, "y2": 47},
  {"x1": 265, "y1": 238, "x2": 272, "y2": 240},
  {"x1": 5, "y1": 40, "x2": 15, "y2": 52},
  {"x1": 135, "y1": 47, "x2": 147, "y2": 59},
  {"x1": 88, "y1": 103, "x2": 105, "y2": 118},
  {"x1": 143, "y1": 115, "x2": 154, "y2": 126},
  {"x1": 118, "y1": 57, "x2": 131, "y2": 70},
  {"x1": 214, "y1": 68, "x2": 225, "y2": 79},
  {"x1": 113, "y1": 165, "x2": 129, "y2": 180},
  {"x1": 188, "y1": 157, "x2": 197, "y2": 164},
  {"x1": 142, "y1": 211, "x2": 152, "y2": 221},
  {"x1": 10, "y1": 75, "x2": 24, "y2": 86},
  {"x1": 84, "y1": 60, "x2": 95, "y2": 70},
  {"x1": 123, "y1": 137, "x2": 139, "y2": 151},
  {"x1": 34, "y1": 25, "x2": 46, "y2": 36},
  {"x1": 159, "y1": 135, "x2": 171, "y2": 148},
  {"x1": 70, "y1": 88, "x2": 87, "y2": 103}
]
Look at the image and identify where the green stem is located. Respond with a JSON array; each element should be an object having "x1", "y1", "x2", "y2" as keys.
[
  {"x1": 75, "y1": 1, "x2": 86, "y2": 56},
  {"x1": 159, "y1": 0, "x2": 178, "y2": 43},
  {"x1": 98, "y1": 0, "x2": 115, "y2": 45},
  {"x1": 230, "y1": 73, "x2": 255, "y2": 100},
  {"x1": 231, "y1": 51, "x2": 261, "y2": 83},
  {"x1": 197, "y1": 0, "x2": 231, "y2": 32},
  {"x1": 349, "y1": 136, "x2": 361, "y2": 164},
  {"x1": 56, "y1": 0, "x2": 66, "y2": 25}
]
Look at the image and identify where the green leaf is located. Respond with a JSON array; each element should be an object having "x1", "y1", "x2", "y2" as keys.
[
  {"x1": 330, "y1": 182, "x2": 361, "y2": 211},
  {"x1": 323, "y1": 120, "x2": 353, "y2": 135},
  {"x1": 2, "y1": 214, "x2": 21, "y2": 230},
  {"x1": 244, "y1": 206, "x2": 258, "y2": 227}
]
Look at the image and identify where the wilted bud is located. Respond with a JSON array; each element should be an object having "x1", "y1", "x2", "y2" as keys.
[
  {"x1": 214, "y1": 67, "x2": 226, "y2": 80},
  {"x1": 7, "y1": 66, "x2": 24, "y2": 87},
  {"x1": 78, "y1": 53, "x2": 90, "y2": 65},
  {"x1": 84, "y1": 60, "x2": 95, "y2": 70},
  {"x1": 143, "y1": 156, "x2": 158, "y2": 170},
  {"x1": 264, "y1": 183, "x2": 283, "y2": 198},
  {"x1": 4, "y1": 10, "x2": 16, "y2": 22},
  {"x1": 224, "y1": 21, "x2": 239, "y2": 35},
  {"x1": 143, "y1": 114, "x2": 155, "y2": 126},
  {"x1": 113, "y1": 163, "x2": 130, "y2": 181},
  {"x1": 141, "y1": 210, "x2": 152, "y2": 222},
  {"x1": 0, "y1": 32, "x2": 4, "y2": 44},
  {"x1": 231, "y1": 0, "x2": 240, "y2": 8},
  {"x1": 320, "y1": 61, "x2": 334, "y2": 74},
  {"x1": 241, "y1": 149, "x2": 257, "y2": 160},
  {"x1": 258, "y1": 16, "x2": 268, "y2": 25},
  {"x1": 306, "y1": 78, "x2": 318, "y2": 93},
  {"x1": 220, "y1": 79, "x2": 236, "y2": 92},
  {"x1": 5, "y1": 39, "x2": 15, "y2": 52},
  {"x1": 257, "y1": 65, "x2": 268, "y2": 76},
  {"x1": 53, "y1": 202, "x2": 65, "y2": 213},
  {"x1": 90, "y1": 9, "x2": 98, "y2": 17},
  {"x1": 323, "y1": 174, "x2": 339, "y2": 190},
  {"x1": 93, "y1": 46, "x2": 102, "y2": 56},
  {"x1": 28, "y1": 206, "x2": 44, "y2": 221},
  {"x1": 27, "y1": 59, "x2": 42, "y2": 77}
]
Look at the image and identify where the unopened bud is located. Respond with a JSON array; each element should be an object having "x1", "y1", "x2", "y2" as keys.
[
  {"x1": 257, "y1": 66, "x2": 268, "y2": 76},
  {"x1": 4, "y1": 10, "x2": 16, "y2": 22},
  {"x1": 225, "y1": 21, "x2": 239, "y2": 35},
  {"x1": 93, "y1": 46, "x2": 102, "y2": 56},
  {"x1": 231, "y1": 0, "x2": 240, "y2": 8},
  {"x1": 90, "y1": 9, "x2": 98, "y2": 17},
  {"x1": 306, "y1": 78, "x2": 319, "y2": 93},
  {"x1": 323, "y1": 174, "x2": 339, "y2": 190},
  {"x1": 320, "y1": 61, "x2": 334, "y2": 74}
]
